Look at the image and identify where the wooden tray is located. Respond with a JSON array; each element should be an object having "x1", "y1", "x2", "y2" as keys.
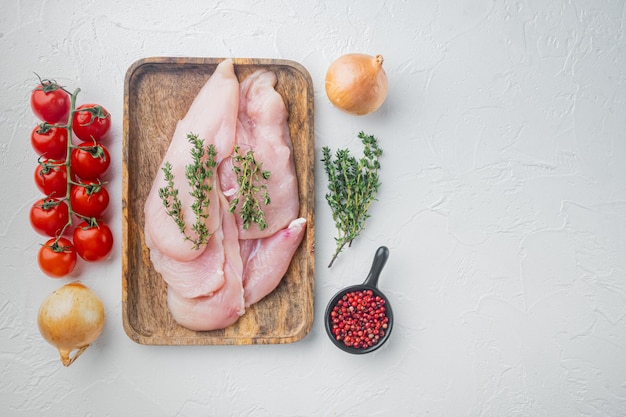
[{"x1": 122, "y1": 57, "x2": 315, "y2": 345}]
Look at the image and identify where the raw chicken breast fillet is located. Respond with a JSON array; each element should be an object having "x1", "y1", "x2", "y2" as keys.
[
  {"x1": 220, "y1": 69, "x2": 300, "y2": 239},
  {"x1": 144, "y1": 59, "x2": 239, "y2": 262}
]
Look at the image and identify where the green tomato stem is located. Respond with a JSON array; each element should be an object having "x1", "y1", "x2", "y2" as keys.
[{"x1": 54, "y1": 88, "x2": 81, "y2": 242}]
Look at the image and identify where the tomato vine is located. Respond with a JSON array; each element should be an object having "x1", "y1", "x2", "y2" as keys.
[{"x1": 29, "y1": 76, "x2": 113, "y2": 277}]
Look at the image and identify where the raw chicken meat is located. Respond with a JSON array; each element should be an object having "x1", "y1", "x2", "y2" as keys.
[
  {"x1": 144, "y1": 61, "x2": 307, "y2": 332},
  {"x1": 241, "y1": 217, "x2": 307, "y2": 307},
  {"x1": 167, "y1": 193, "x2": 245, "y2": 331},
  {"x1": 144, "y1": 59, "x2": 239, "y2": 262},
  {"x1": 145, "y1": 218, "x2": 225, "y2": 299},
  {"x1": 220, "y1": 69, "x2": 300, "y2": 239}
]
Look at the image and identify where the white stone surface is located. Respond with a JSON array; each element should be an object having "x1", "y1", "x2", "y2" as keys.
[{"x1": 1, "y1": 0, "x2": 626, "y2": 416}]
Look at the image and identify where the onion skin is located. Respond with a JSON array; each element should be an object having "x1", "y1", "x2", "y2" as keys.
[
  {"x1": 37, "y1": 281, "x2": 105, "y2": 367},
  {"x1": 325, "y1": 53, "x2": 389, "y2": 115}
]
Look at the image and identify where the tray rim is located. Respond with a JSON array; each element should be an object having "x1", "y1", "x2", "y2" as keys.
[{"x1": 121, "y1": 56, "x2": 315, "y2": 346}]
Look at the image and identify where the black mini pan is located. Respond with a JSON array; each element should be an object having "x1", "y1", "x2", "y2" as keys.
[{"x1": 325, "y1": 246, "x2": 394, "y2": 354}]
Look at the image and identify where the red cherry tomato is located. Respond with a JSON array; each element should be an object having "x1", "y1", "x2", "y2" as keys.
[
  {"x1": 30, "y1": 124, "x2": 68, "y2": 160},
  {"x1": 38, "y1": 237, "x2": 77, "y2": 278},
  {"x1": 70, "y1": 181, "x2": 110, "y2": 218},
  {"x1": 73, "y1": 220, "x2": 113, "y2": 261},
  {"x1": 34, "y1": 159, "x2": 72, "y2": 197},
  {"x1": 70, "y1": 142, "x2": 111, "y2": 180},
  {"x1": 72, "y1": 104, "x2": 111, "y2": 142},
  {"x1": 30, "y1": 79, "x2": 70, "y2": 123},
  {"x1": 29, "y1": 198, "x2": 70, "y2": 237}
]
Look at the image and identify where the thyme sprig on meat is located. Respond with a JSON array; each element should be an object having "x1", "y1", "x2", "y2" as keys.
[
  {"x1": 229, "y1": 145, "x2": 271, "y2": 230},
  {"x1": 158, "y1": 132, "x2": 217, "y2": 249},
  {"x1": 322, "y1": 131, "x2": 382, "y2": 268}
]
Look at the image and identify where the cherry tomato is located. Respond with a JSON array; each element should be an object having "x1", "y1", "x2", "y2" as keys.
[
  {"x1": 72, "y1": 103, "x2": 111, "y2": 142},
  {"x1": 30, "y1": 124, "x2": 68, "y2": 160},
  {"x1": 34, "y1": 159, "x2": 72, "y2": 197},
  {"x1": 73, "y1": 220, "x2": 113, "y2": 261},
  {"x1": 38, "y1": 237, "x2": 77, "y2": 278},
  {"x1": 29, "y1": 198, "x2": 70, "y2": 237},
  {"x1": 30, "y1": 79, "x2": 70, "y2": 123},
  {"x1": 70, "y1": 142, "x2": 111, "y2": 180},
  {"x1": 70, "y1": 181, "x2": 110, "y2": 218}
]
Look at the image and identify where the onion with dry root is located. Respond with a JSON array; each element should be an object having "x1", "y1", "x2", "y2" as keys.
[
  {"x1": 325, "y1": 53, "x2": 389, "y2": 115},
  {"x1": 37, "y1": 281, "x2": 105, "y2": 366}
]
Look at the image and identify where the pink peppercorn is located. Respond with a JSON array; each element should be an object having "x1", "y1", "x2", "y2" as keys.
[{"x1": 329, "y1": 289, "x2": 389, "y2": 349}]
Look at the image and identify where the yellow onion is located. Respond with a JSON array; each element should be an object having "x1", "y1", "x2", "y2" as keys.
[
  {"x1": 37, "y1": 281, "x2": 105, "y2": 366},
  {"x1": 325, "y1": 53, "x2": 389, "y2": 115}
]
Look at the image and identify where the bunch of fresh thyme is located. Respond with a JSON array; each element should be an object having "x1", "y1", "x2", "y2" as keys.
[
  {"x1": 228, "y1": 145, "x2": 271, "y2": 230},
  {"x1": 322, "y1": 131, "x2": 382, "y2": 267},
  {"x1": 158, "y1": 132, "x2": 217, "y2": 249}
]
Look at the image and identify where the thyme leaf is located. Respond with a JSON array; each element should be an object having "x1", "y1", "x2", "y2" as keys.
[
  {"x1": 322, "y1": 131, "x2": 382, "y2": 268},
  {"x1": 228, "y1": 146, "x2": 271, "y2": 230},
  {"x1": 158, "y1": 133, "x2": 217, "y2": 249}
]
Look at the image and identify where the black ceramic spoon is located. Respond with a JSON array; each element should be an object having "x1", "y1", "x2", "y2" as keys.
[{"x1": 325, "y1": 246, "x2": 394, "y2": 354}]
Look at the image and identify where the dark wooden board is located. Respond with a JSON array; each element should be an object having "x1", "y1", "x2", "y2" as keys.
[{"x1": 122, "y1": 57, "x2": 315, "y2": 345}]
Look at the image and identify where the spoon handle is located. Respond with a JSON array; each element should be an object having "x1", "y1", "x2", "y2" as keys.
[{"x1": 363, "y1": 246, "x2": 389, "y2": 288}]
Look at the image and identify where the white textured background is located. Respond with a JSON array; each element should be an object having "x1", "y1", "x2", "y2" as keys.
[{"x1": 1, "y1": 1, "x2": 626, "y2": 416}]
